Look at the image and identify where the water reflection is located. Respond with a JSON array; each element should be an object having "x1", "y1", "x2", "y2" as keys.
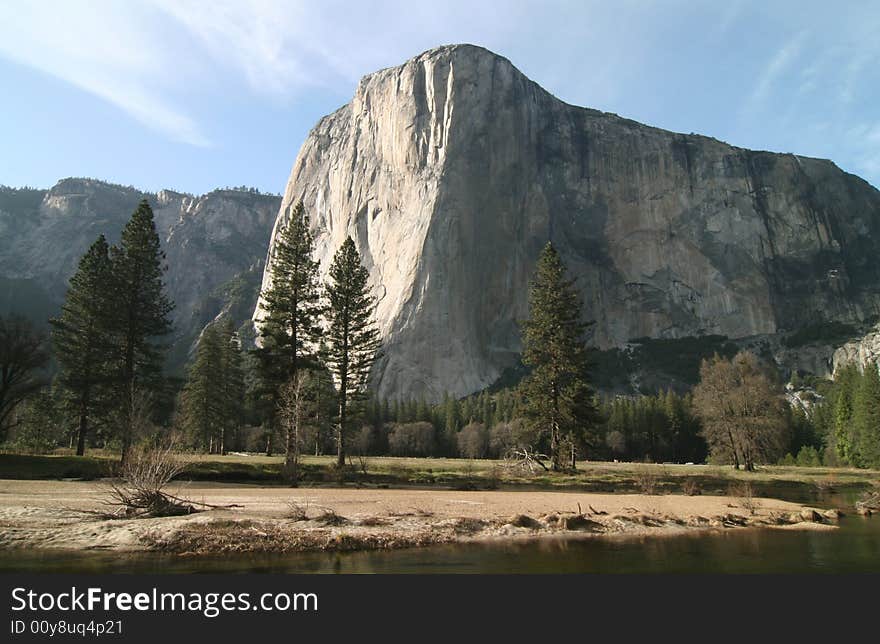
[{"x1": 2, "y1": 518, "x2": 879, "y2": 574}]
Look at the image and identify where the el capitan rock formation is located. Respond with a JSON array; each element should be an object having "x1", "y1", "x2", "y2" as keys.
[{"x1": 257, "y1": 44, "x2": 880, "y2": 401}]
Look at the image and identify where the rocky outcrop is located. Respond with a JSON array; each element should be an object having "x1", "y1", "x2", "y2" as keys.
[
  {"x1": 0, "y1": 179, "x2": 280, "y2": 369},
  {"x1": 258, "y1": 44, "x2": 880, "y2": 401},
  {"x1": 832, "y1": 324, "x2": 880, "y2": 375}
]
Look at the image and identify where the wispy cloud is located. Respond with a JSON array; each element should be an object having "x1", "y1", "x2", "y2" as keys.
[
  {"x1": 0, "y1": 1, "x2": 211, "y2": 146},
  {"x1": 0, "y1": 0, "x2": 514, "y2": 145},
  {"x1": 0, "y1": 1, "x2": 878, "y2": 192},
  {"x1": 742, "y1": 30, "x2": 809, "y2": 117}
]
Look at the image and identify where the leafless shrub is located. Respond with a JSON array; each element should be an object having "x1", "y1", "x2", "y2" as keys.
[
  {"x1": 346, "y1": 452, "x2": 369, "y2": 476},
  {"x1": 103, "y1": 441, "x2": 193, "y2": 518},
  {"x1": 730, "y1": 481, "x2": 760, "y2": 515},
  {"x1": 856, "y1": 488, "x2": 879, "y2": 514},
  {"x1": 457, "y1": 422, "x2": 489, "y2": 459},
  {"x1": 634, "y1": 470, "x2": 659, "y2": 495},
  {"x1": 285, "y1": 499, "x2": 311, "y2": 521},
  {"x1": 486, "y1": 464, "x2": 504, "y2": 489},
  {"x1": 386, "y1": 422, "x2": 436, "y2": 456},
  {"x1": 681, "y1": 479, "x2": 701, "y2": 496}
]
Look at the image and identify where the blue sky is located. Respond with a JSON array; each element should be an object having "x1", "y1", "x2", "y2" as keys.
[{"x1": 1, "y1": 1, "x2": 878, "y2": 195}]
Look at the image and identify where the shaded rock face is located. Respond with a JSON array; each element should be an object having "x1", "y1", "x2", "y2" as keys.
[
  {"x1": 0, "y1": 178, "x2": 280, "y2": 369},
  {"x1": 259, "y1": 44, "x2": 880, "y2": 402},
  {"x1": 258, "y1": 44, "x2": 880, "y2": 402}
]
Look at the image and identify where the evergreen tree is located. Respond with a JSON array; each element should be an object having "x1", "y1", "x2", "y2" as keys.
[
  {"x1": 443, "y1": 393, "x2": 460, "y2": 454},
  {"x1": 324, "y1": 237, "x2": 381, "y2": 466},
  {"x1": 50, "y1": 235, "x2": 115, "y2": 455},
  {"x1": 107, "y1": 200, "x2": 174, "y2": 463},
  {"x1": 853, "y1": 363, "x2": 880, "y2": 468},
  {"x1": 218, "y1": 319, "x2": 246, "y2": 454},
  {"x1": 179, "y1": 324, "x2": 224, "y2": 452},
  {"x1": 833, "y1": 364, "x2": 860, "y2": 464},
  {"x1": 254, "y1": 202, "x2": 322, "y2": 475},
  {"x1": 12, "y1": 388, "x2": 63, "y2": 454},
  {"x1": 519, "y1": 243, "x2": 597, "y2": 470}
]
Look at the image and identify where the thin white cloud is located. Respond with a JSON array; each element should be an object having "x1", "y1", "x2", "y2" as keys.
[
  {"x1": 151, "y1": 0, "x2": 342, "y2": 96},
  {"x1": 0, "y1": 0, "x2": 519, "y2": 144},
  {"x1": 742, "y1": 31, "x2": 809, "y2": 117},
  {"x1": 0, "y1": 1, "x2": 210, "y2": 146}
]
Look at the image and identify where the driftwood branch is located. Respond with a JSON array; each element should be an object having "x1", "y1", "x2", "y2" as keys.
[{"x1": 504, "y1": 448, "x2": 551, "y2": 473}]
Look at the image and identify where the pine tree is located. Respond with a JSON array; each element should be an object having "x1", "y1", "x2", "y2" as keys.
[
  {"x1": 254, "y1": 202, "x2": 322, "y2": 476},
  {"x1": 324, "y1": 237, "x2": 381, "y2": 466},
  {"x1": 853, "y1": 363, "x2": 880, "y2": 468},
  {"x1": 443, "y1": 393, "x2": 460, "y2": 454},
  {"x1": 108, "y1": 200, "x2": 174, "y2": 463},
  {"x1": 50, "y1": 235, "x2": 114, "y2": 455},
  {"x1": 179, "y1": 324, "x2": 224, "y2": 451},
  {"x1": 218, "y1": 319, "x2": 246, "y2": 454},
  {"x1": 519, "y1": 243, "x2": 597, "y2": 470},
  {"x1": 833, "y1": 364, "x2": 860, "y2": 465}
]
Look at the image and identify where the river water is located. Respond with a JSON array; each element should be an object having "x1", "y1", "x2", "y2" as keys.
[{"x1": 2, "y1": 516, "x2": 878, "y2": 574}]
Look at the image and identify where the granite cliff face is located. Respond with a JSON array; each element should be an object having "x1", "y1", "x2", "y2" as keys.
[
  {"x1": 833, "y1": 324, "x2": 880, "y2": 375},
  {"x1": 0, "y1": 178, "x2": 280, "y2": 368},
  {"x1": 258, "y1": 44, "x2": 880, "y2": 401}
]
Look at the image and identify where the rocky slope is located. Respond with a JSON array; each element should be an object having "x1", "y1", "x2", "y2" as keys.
[
  {"x1": 257, "y1": 44, "x2": 880, "y2": 401},
  {"x1": 833, "y1": 324, "x2": 880, "y2": 375},
  {"x1": 0, "y1": 179, "x2": 280, "y2": 369}
]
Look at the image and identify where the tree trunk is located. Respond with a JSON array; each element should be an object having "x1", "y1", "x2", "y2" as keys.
[
  {"x1": 75, "y1": 392, "x2": 89, "y2": 456},
  {"x1": 337, "y1": 336, "x2": 348, "y2": 468},
  {"x1": 336, "y1": 393, "x2": 346, "y2": 468},
  {"x1": 285, "y1": 416, "x2": 299, "y2": 486},
  {"x1": 119, "y1": 333, "x2": 137, "y2": 466},
  {"x1": 550, "y1": 380, "x2": 561, "y2": 471}
]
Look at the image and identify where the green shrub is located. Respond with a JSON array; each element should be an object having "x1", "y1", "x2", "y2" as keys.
[
  {"x1": 779, "y1": 453, "x2": 796, "y2": 466},
  {"x1": 795, "y1": 446, "x2": 822, "y2": 467}
]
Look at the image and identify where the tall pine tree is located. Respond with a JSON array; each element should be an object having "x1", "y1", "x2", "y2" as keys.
[
  {"x1": 324, "y1": 237, "x2": 381, "y2": 466},
  {"x1": 218, "y1": 319, "x2": 246, "y2": 454},
  {"x1": 853, "y1": 363, "x2": 880, "y2": 468},
  {"x1": 108, "y1": 199, "x2": 174, "y2": 463},
  {"x1": 255, "y1": 201, "x2": 322, "y2": 477},
  {"x1": 519, "y1": 242, "x2": 597, "y2": 471},
  {"x1": 833, "y1": 364, "x2": 860, "y2": 464},
  {"x1": 50, "y1": 235, "x2": 115, "y2": 455},
  {"x1": 179, "y1": 323, "x2": 224, "y2": 452}
]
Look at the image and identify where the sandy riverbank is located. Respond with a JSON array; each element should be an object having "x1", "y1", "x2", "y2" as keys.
[{"x1": 0, "y1": 480, "x2": 840, "y2": 555}]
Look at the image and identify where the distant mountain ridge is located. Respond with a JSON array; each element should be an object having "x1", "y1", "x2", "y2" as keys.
[{"x1": 0, "y1": 178, "x2": 281, "y2": 371}]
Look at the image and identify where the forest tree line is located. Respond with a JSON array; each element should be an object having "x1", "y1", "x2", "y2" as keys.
[{"x1": 2, "y1": 200, "x2": 880, "y2": 473}]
